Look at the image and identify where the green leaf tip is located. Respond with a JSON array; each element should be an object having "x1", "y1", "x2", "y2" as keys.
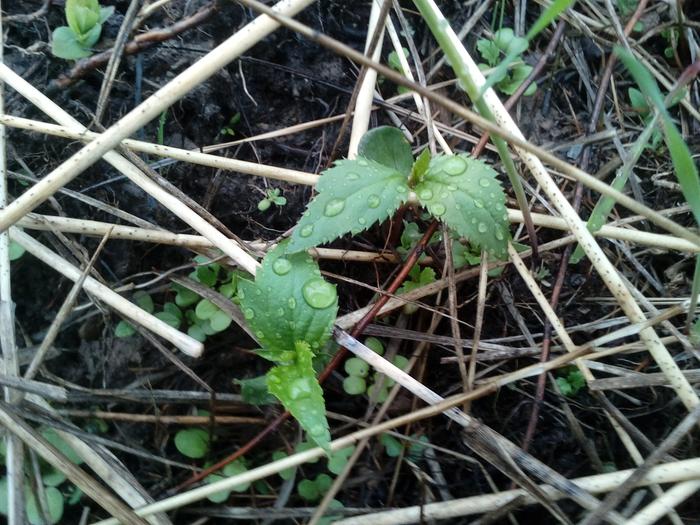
[
  {"x1": 267, "y1": 341, "x2": 331, "y2": 450},
  {"x1": 416, "y1": 154, "x2": 510, "y2": 259},
  {"x1": 287, "y1": 158, "x2": 409, "y2": 253}
]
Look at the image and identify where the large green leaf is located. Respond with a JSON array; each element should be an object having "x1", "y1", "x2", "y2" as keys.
[
  {"x1": 287, "y1": 159, "x2": 409, "y2": 253},
  {"x1": 238, "y1": 242, "x2": 338, "y2": 356},
  {"x1": 358, "y1": 126, "x2": 414, "y2": 175},
  {"x1": 267, "y1": 341, "x2": 330, "y2": 449},
  {"x1": 415, "y1": 154, "x2": 510, "y2": 259}
]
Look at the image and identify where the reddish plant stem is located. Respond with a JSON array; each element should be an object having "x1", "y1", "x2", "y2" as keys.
[{"x1": 170, "y1": 220, "x2": 440, "y2": 493}]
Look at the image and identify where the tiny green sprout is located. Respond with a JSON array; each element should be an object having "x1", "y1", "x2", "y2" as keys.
[
  {"x1": 9, "y1": 240, "x2": 25, "y2": 261},
  {"x1": 364, "y1": 337, "x2": 385, "y2": 356},
  {"x1": 398, "y1": 265, "x2": 436, "y2": 314},
  {"x1": 379, "y1": 434, "x2": 403, "y2": 457},
  {"x1": 297, "y1": 473, "x2": 333, "y2": 501},
  {"x1": 342, "y1": 375, "x2": 367, "y2": 395},
  {"x1": 344, "y1": 357, "x2": 370, "y2": 377},
  {"x1": 258, "y1": 188, "x2": 288, "y2": 212},
  {"x1": 174, "y1": 428, "x2": 210, "y2": 459},
  {"x1": 477, "y1": 28, "x2": 536, "y2": 97},
  {"x1": 205, "y1": 458, "x2": 250, "y2": 502},
  {"x1": 556, "y1": 368, "x2": 586, "y2": 397},
  {"x1": 327, "y1": 446, "x2": 355, "y2": 474},
  {"x1": 387, "y1": 47, "x2": 411, "y2": 94},
  {"x1": 51, "y1": 0, "x2": 114, "y2": 60},
  {"x1": 221, "y1": 113, "x2": 241, "y2": 137}
]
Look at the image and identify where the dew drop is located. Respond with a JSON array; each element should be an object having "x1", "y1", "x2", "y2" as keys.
[
  {"x1": 347, "y1": 172, "x2": 360, "y2": 180},
  {"x1": 367, "y1": 194, "x2": 381, "y2": 208},
  {"x1": 302, "y1": 278, "x2": 337, "y2": 309},
  {"x1": 495, "y1": 229, "x2": 505, "y2": 240},
  {"x1": 272, "y1": 258, "x2": 292, "y2": 275},
  {"x1": 396, "y1": 185, "x2": 408, "y2": 193},
  {"x1": 479, "y1": 177, "x2": 491, "y2": 188},
  {"x1": 358, "y1": 217, "x2": 366, "y2": 225},
  {"x1": 276, "y1": 308, "x2": 285, "y2": 317},
  {"x1": 358, "y1": 159, "x2": 369, "y2": 167},
  {"x1": 243, "y1": 308, "x2": 255, "y2": 320},
  {"x1": 288, "y1": 297, "x2": 297, "y2": 309},
  {"x1": 288, "y1": 377, "x2": 313, "y2": 400},
  {"x1": 442, "y1": 156, "x2": 467, "y2": 175},
  {"x1": 324, "y1": 198, "x2": 345, "y2": 217},
  {"x1": 419, "y1": 189, "x2": 433, "y2": 200},
  {"x1": 447, "y1": 185, "x2": 457, "y2": 191},
  {"x1": 255, "y1": 330, "x2": 265, "y2": 339},
  {"x1": 478, "y1": 222, "x2": 488, "y2": 233},
  {"x1": 300, "y1": 224, "x2": 314, "y2": 237},
  {"x1": 238, "y1": 290, "x2": 245, "y2": 300},
  {"x1": 431, "y1": 203, "x2": 447, "y2": 216},
  {"x1": 474, "y1": 199, "x2": 484, "y2": 208}
]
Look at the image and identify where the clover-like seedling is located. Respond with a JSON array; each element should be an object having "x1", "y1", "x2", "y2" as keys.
[
  {"x1": 556, "y1": 368, "x2": 586, "y2": 397},
  {"x1": 205, "y1": 458, "x2": 250, "y2": 502},
  {"x1": 174, "y1": 428, "x2": 210, "y2": 459},
  {"x1": 258, "y1": 188, "x2": 287, "y2": 212},
  {"x1": 286, "y1": 126, "x2": 510, "y2": 261},
  {"x1": 397, "y1": 265, "x2": 436, "y2": 314},
  {"x1": 52, "y1": 0, "x2": 114, "y2": 60},
  {"x1": 477, "y1": 28, "x2": 536, "y2": 97},
  {"x1": 114, "y1": 291, "x2": 154, "y2": 338},
  {"x1": 297, "y1": 473, "x2": 333, "y2": 502}
]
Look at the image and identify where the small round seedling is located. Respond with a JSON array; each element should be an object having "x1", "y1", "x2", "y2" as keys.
[
  {"x1": 364, "y1": 337, "x2": 384, "y2": 355},
  {"x1": 343, "y1": 375, "x2": 367, "y2": 395},
  {"x1": 344, "y1": 357, "x2": 369, "y2": 377}
]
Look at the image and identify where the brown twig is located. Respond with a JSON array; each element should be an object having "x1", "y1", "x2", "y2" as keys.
[{"x1": 2, "y1": 0, "x2": 51, "y2": 24}]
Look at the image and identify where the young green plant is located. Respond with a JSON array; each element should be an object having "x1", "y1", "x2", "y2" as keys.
[{"x1": 51, "y1": 0, "x2": 114, "y2": 60}]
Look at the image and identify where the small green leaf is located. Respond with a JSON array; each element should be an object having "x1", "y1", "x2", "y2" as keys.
[
  {"x1": 298, "y1": 479, "x2": 321, "y2": 501},
  {"x1": 236, "y1": 375, "x2": 277, "y2": 405},
  {"x1": 407, "y1": 435, "x2": 430, "y2": 461},
  {"x1": 288, "y1": 158, "x2": 409, "y2": 253},
  {"x1": 163, "y1": 302, "x2": 183, "y2": 320},
  {"x1": 380, "y1": 434, "x2": 403, "y2": 457},
  {"x1": 327, "y1": 446, "x2": 355, "y2": 474},
  {"x1": 0, "y1": 477, "x2": 7, "y2": 516},
  {"x1": 628, "y1": 87, "x2": 649, "y2": 114},
  {"x1": 8, "y1": 240, "x2": 25, "y2": 261},
  {"x1": 196, "y1": 265, "x2": 219, "y2": 287},
  {"x1": 344, "y1": 357, "x2": 369, "y2": 377},
  {"x1": 209, "y1": 310, "x2": 232, "y2": 332},
  {"x1": 415, "y1": 154, "x2": 510, "y2": 259},
  {"x1": 266, "y1": 342, "x2": 330, "y2": 449},
  {"x1": 195, "y1": 299, "x2": 219, "y2": 321},
  {"x1": 173, "y1": 284, "x2": 200, "y2": 307},
  {"x1": 689, "y1": 318, "x2": 700, "y2": 347},
  {"x1": 174, "y1": 428, "x2": 210, "y2": 459},
  {"x1": 358, "y1": 126, "x2": 414, "y2": 176},
  {"x1": 79, "y1": 22, "x2": 102, "y2": 48},
  {"x1": 223, "y1": 459, "x2": 250, "y2": 492},
  {"x1": 205, "y1": 475, "x2": 231, "y2": 504},
  {"x1": 133, "y1": 291, "x2": 154, "y2": 314},
  {"x1": 65, "y1": 0, "x2": 100, "y2": 37},
  {"x1": 26, "y1": 486, "x2": 64, "y2": 525},
  {"x1": 411, "y1": 148, "x2": 432, "y2": 181},
  {"x1": 258, "y1": 198, "x2": 272, "y2": 212},
  {"x1": 187, "y1": 324, "x2": 207, "y2": 342},
  {"x1": 364, "y1": 337, "x2": 384, "y2": 355},
  {"x1": 114, "y1": 320, "x2": 136, "y2": 338},
  {"x1": 238, "y1": 242, "x2": 337, "y2": 354},
  {"x1": 342, "y1": 375, "x2": 367, "y2": 395},
  {"x1": 51, "y1": 26, "x2": 91, "y2": 60},
  {"x1": 388, "y1": 48, "x2": 409, "y2": 72},
  {"x1": 272, "y1": 451, "x2": 296, "y2": 480},
  {"x1": 42, "y1": 466, "x2": 67, "y2": 487},
  {"x1": 98, "y1": 5, "x2": 115, "y2": 23},
  {"x1": 476, "y1": 38, "x2": 500, "y2": 66},
  {"x1": 42, "y1": 428, "x2": 84, "y2": 464},
  {"x1": 155, "y1": 311, "x2": 181, "y2": 329}
]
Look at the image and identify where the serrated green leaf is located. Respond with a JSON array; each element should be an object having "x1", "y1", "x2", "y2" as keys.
[
  {"x1": 174, "y1": 428, "x2": 209, "y2": 459},
  {"x1": 51, "y1": 26, "x2": 91, "y2": 60},
  {"x1": 236, "y1": 375, "x2": 277, "y2": 405},
  {"x1": 476, "y1": 38, "x2": 500, "y2": 66},
  {"x1": 415, "y1": 154, "x2": 510, "y2": 259},
  {"x1": 358, "y1": 126, "x2": 414, "y2": 176},
  {"x1": 267, "y1": 342, "x2": 330, "y2": 449},
  {"x1": 288, "y1": 159, "x2": 409, "y2": 253},
  {"x1": 238, "y1": 242, "x2": 337, "y2": 354},
  {"x1": 26, "y1": 486, "x2": 64, "y2": 525}
]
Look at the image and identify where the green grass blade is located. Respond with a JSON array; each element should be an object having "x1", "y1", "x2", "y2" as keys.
[{"x1": 526, "y1": 0, "x2": 576, "y2": 40}]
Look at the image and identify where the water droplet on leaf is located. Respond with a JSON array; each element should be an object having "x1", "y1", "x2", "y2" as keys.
[
  {"x1": 288, "y1": 377, "x2": 313, "y2": 400},
  {"x1": 479, "y1": 178, "x2": 490, "y2": 187},
  {"x1": 431, "y1": 203, "x2": 446, "y2": 216},
  {"x1": 272, "y1": 258, "x2": 292, "y2": 275},
  {"x1": 478, "y1": 222, "x2": 488, "y2": 233},
  {"x1": 367, "y1": 194, "x2": 381, "y2": 208},
  {"x1": 300, "y1": 225, "x2": 314, "y2": 238},
  {"x1": 474, "y1": 199, "x2": 484, "y2": 208},
  {"x1": 419, "y1": 189, "x2": 433, "y2": 200},
  {"x1": 243, "y1": 308, "x2": 255, "y2": 320},
  {"x1": 442, "y1": 156, "x2": 467, "y2": 175},
  {"x1": 288, "y1": 297, "x2": 297, "y2": 309},
  {"x1": 323, "y1": 198, "x2": 345, "y2": 217},
  {"x1": 302, "y1": 278, "x2": 337, "y2": 309}
]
